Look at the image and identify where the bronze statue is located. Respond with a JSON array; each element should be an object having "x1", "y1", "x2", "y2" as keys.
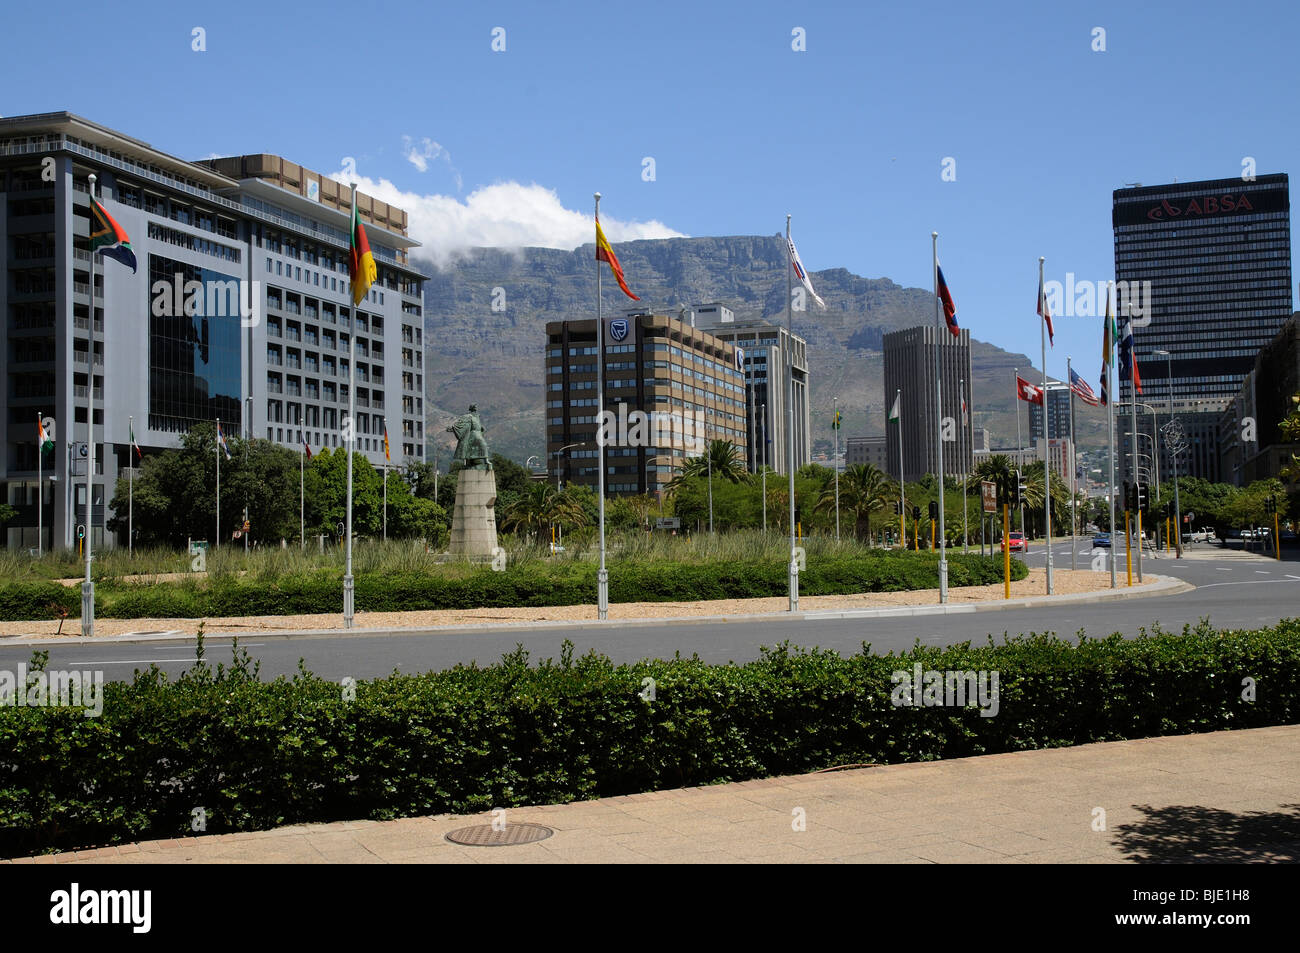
[{"x1": 447, "y1": 404, "x2": 492, "y2": 471}]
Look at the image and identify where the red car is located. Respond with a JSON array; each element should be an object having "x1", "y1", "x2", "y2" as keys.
[{"x1": 1003, "y1": 532, "x2": 1027, "y2": 553}]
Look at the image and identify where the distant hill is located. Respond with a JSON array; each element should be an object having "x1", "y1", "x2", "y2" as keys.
[{"x1": 417, "y1": 235, "x2": 1108, "y2": 463}]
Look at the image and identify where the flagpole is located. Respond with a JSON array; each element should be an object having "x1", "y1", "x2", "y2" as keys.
[
  {"x1": 216, "y1": 418, "x2": 221, "y2": 549},
  {"x1": 932, "y1": 233, "x2": 948, "y2": 603},
  {"x1": 1067, "y1": 358, "x2": 1076, "y2": 572},
  {"x1": 595, "y1": 192, "x2": 608, "y2": 620},
  {"x1": 300, "y1": 442, "x2": 305, "y2": 549},
  {"x1": 383, "y1": 462, "x2": 388, "y2": 542},
  {"x1": 1107, "y1": 281, "x2": 1118, "y2": 588},
  {"x1": 760, "y1": 402, "x2": 767, "y2": 533},
  {"x1": 786, "y1": 214, "x2": 798, "y2": 611},
  {"x1": 1040, "y1": 257, "x2": 1054, "y2": 595},
  {"x1": 1130, "y1": 336, "x2": 1143, "y2": 584},
  {"x1": 37, "y1": 412, "x2": 43, "y2": 558},
  {"x1": 896, "y1": 388, "x2": 905, "y2": 549},
  {"x1": 833, "y1": 396, "x2": 839, "y2": 541},
  {"x1": 960, "y1": 379, "x2": 967, "y2": 554},
  {"x1": 128, "y1": 415, "x2": 134, "y2": 558},
  {"x1": 344, "y1": 183, "x2": 357, "y2": 629},
  {"x1": 1014, "y1": 366, "x2": 1024, "y2": 537}
]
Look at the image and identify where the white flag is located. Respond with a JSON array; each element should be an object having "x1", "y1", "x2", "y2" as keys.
[
  {"x1": 888, "y1": 393, "x2": 900, "y2": 422},
  {"x1": 788, "y1": 236, "x2": 826, "y2": 310}
]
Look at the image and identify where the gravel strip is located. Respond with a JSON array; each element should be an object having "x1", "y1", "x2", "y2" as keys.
[{"x1": 0, "y1": 569, "x2": 1138, "y2": 640}]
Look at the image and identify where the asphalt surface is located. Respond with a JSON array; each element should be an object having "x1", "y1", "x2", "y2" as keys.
[{"x1": 4, "y1": 541, "x2": 1298, "y2": 683}]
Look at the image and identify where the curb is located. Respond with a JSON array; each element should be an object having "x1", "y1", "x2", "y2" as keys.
[{"x1": 0, "y1": 574, "x2": 1194, "y2": 649}]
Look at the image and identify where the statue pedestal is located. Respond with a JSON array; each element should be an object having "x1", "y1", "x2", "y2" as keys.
[{"x1": 448, "y1": 469, "x2": 498, "y2": 557}]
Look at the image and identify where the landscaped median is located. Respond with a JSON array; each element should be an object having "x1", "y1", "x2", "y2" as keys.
[
  {"x1": 2, "y1": 618, "x2": 1297, "y2": 855},
  {"x1": 0, "y1": 550, "x2": 1026, "y2": 622}
]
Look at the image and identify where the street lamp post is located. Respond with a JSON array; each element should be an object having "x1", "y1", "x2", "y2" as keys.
[
  {"x1": 553, "y1": 442, "x2": 586, "y2": 492},
  {"x1": 1153, "y1": 349, "x2": 1183, "y2": 557}
]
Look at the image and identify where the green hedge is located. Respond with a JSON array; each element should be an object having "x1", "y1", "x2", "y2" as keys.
[
  {"x1": 0, "y1": 552, "x2": 1026, "y2": 621},
  {"x1": 2, "y1": 618, "x2": 1297, "y2": 854}
]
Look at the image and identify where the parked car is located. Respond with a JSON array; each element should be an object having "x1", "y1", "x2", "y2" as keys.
[
  {"x1": 1004, "y1": 532, "x2": 1027, "y2": 553},
  {"x1": 1092, "y1": 532, "x2": 1111, "y2": 548}
]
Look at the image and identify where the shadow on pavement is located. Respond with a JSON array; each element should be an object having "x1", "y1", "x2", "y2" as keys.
[{"x1": 1115, "y1": 803, "x2": 1300, "y2": 863}]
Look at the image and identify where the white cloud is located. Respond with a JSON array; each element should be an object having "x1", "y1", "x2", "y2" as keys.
[
  {"x1": 328, "y1": 169, "x2": 686, "y2": 266},
  {"x1": 401, "y1": 135, "x2": 461, "y2": 188}
]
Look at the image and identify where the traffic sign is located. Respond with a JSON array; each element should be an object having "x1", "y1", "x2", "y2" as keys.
[
  {"x1": 981, "y1": 481, "x2": 997, "y2": 514},
  {"x1": 655, "y1": 517, "x2": 680, "y2": 530}
]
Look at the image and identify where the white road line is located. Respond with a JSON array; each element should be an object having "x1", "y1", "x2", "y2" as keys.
[
  {"x1": 1287, "y1": 575, "x2": 1300, "y2": 581},
  {"x1": 1197, "y1": 579, "x2": 1300, "y2": 590},
  {"x1": 1216, "y1": 568, "x2": 1233, "y2": 572},
  {"x1": 65, "y1": 658, "x2": 200, "y2": 665},
  {"x1": 1255, "y1": 571, "x2": 1271, "y2": 574}
]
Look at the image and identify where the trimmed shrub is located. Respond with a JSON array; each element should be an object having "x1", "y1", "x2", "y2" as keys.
[{"x1": 1, "y1": 618, "x2": 1297, "y2": 854}]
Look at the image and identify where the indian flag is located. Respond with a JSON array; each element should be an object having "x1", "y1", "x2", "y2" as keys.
[
  {"x1": 349, "y1": 197, "x2": 377, "y2": 306},
  {"x1": 38, "y1": 416, "x2": 53, "y2": 454}
]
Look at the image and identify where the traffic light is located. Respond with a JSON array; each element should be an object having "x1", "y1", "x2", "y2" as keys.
[
  {"x1": 894, "y1": 500, "x2": 903, "y2": 515},
  {"x1": 1123, "y1": 480, "x2": 1131, "y2": 511},
  {"x1": 1266, "y1": 495, "x2": 1277, "y2": 514},
  {"x1": 928, "y1": 500, "x2": 939, "y2": 520},
  {"x1": 1135, "y1": 482, "x2": 1148, "y2": 512},
  {"x1": 911, "y1": 505, "x2": 921, "y2": 522}
]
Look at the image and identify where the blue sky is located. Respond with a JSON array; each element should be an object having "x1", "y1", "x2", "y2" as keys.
[{"x1": 7, "y1": 0, "x2": 1297, "y2": 376}]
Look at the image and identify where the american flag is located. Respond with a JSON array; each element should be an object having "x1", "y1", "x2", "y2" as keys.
[{"x1": 1069, "y1": 368, "x2": 1100, "y2": 406}]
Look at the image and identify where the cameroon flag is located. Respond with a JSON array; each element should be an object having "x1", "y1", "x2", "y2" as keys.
[
  {"x1": 595, "y1": 216, "x2": 639, "y2": 301},
  {"x1": 349, "y1": 199, "x2": 377, "y2": 306}
]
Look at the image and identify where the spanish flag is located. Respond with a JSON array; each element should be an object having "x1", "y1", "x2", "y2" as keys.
[
  {"x1": 349, "y1": 198, "x2": 377, "y2": 306},
  {"x1": 383, "y1": 421, "x2": 391, "y2": 462},
  {"x1": 595, "y1": 216, "x2": 639, "y2": 301}
]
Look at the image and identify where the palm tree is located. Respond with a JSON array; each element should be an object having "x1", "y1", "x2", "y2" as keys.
[
  {"x1": 815, "y1": 464, "x2": 894, "y2": 541},
  {"x1": 967, "y1": 454, "x2": 1015, "y2": 492},
  {"x1": 500, "y1": 484, "x2": 585, "y2": 540},
  {"x1": 666, "y1": 439, "x2": 750, "y2": 492}
]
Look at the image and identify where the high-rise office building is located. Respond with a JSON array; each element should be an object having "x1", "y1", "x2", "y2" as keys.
[
  {"x1": 845, "y1": 435, "x2": 888, "y2": 470},
  {"x1": 545, "y1": 312, "x2": 748, "y2": 496},
  {"x1": 691, "y1": 303, "x2": 810, "y2": 474},
  {"x1": 883, "y1": 326, "x2": 973, "y2": 480},
  {"x1": 1027, "y1": 380, "x2": 1071, "y2": 442},
  {"x1": 1112, "y1": 174, "x2": 1292, "y2": 407},
  {"x1": 0, "y1": 112, "x2": 426, "y2": 551}
]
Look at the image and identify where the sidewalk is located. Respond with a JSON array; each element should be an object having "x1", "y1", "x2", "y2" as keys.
[{"x1": 11, "y1": 725, "x2": 1297, "y2": 864}]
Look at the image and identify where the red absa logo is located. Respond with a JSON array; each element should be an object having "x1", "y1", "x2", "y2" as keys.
[{"x1": 1147, "y1": 194, "x2": 1255, "y2": 221}]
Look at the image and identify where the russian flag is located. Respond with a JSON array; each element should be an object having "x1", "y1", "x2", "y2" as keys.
[{"x1": 937, "y1": 264, "x2": 958, "y2": 337}]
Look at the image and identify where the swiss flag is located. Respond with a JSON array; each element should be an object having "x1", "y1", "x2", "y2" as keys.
[{"x1": 1016, "y1": 374, "x2": 1044, "y2": 405}]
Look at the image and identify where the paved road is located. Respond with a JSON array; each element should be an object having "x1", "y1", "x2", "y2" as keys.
[{"x1": 4, "y1": 543, "x2": 1298, "y2": 683}]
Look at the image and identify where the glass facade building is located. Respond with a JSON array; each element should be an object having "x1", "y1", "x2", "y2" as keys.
[{"x1": 1112, "y1": 174, "x2": 1292, "y2": 407}]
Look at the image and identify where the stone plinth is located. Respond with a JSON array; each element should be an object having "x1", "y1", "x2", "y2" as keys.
[{"x1": 448, "y1": 468, "x2": 498, "y2": 556}]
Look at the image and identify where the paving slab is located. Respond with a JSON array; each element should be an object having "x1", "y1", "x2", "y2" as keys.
[{"x1": 8, "y1": 724, "x2": 1297, "y2": 864}]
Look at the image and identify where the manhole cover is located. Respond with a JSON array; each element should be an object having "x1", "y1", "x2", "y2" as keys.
[{"x1": 445, "y1": 822, "x2": 554, "y2": 847}]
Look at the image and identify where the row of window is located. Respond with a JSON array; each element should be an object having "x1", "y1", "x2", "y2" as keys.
[{"x1": 147, "y1": 222, "x2": 241, "y2": 263}]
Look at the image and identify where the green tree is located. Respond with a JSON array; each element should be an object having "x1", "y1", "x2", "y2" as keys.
[
  {"x1": 666, "y1": 439, "x2": 751, "y2": 490},
  {"x1": 815, "y1": 464, "x2": 893, "y2": 540}
]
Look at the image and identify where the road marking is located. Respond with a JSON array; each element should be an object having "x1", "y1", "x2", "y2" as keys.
[
  {"x1": 1216, "y1": 568, "x2": 1232, "y2": 572},
  {"x1": 66, "y1": 658, "x2": 201, "y2": 665},
  {"x1": 1197, "y1": 579, "x2": 1300, "y2": 590},
  {"x1": 66, "y1": 643, "x2": 265, "y2": 666},
  {"x1": 1287, "y1": 575, "x2": 1300, "y2": 581},
  {"x1": 1255, "y1": 571, "x2": 1271, "y2": 575}
]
